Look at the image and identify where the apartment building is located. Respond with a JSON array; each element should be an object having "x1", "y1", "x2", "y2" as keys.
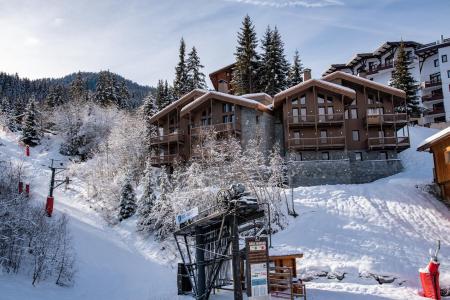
[
  {"x1": 148, "y1": 68, "x2": 410, "y2": 186},
  {"x1": 323, "y1": 36, "x2": 450, "y2": 125}
]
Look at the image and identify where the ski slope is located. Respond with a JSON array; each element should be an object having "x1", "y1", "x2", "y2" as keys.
[{"x1": 0, "y1": 125, "x2": 449, "y2": 300}]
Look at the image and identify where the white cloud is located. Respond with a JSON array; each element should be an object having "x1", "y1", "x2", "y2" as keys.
[
  {"x1": 225, "y1": 0, "x2": 344, "y2": 8},
  {"x1": 52, "y1": 17, "x2": 64, "y2": 26},
  {"x1": 24, "y1": 36, "x2": 40, "y2": 46}
]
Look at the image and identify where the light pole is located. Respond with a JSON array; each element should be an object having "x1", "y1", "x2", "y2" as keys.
[{"x1": 261, "y1": 202, "x2": 272, "y2": 248}]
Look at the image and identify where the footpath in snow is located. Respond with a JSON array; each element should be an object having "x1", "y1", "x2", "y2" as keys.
[{"x1": 0, "y1": 125, "x2": 449, "y2": 300}]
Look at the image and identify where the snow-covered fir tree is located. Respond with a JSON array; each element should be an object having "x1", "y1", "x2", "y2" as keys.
[
  {"x1": 136, "y1": 163, "x2": 157, "y2": 233},
  {"x1": 186, "y1": 46, "x2": 207, "y2": 90},
  {"x1": 21, "y1": 99, "x2": 40, "y2": 146},
  {"x1": 231, "y1": 15, "x2": 261, "y2": 95},
  {"x1": 0, "y1": 97, "x2": 15, "y2": 130},
  {"x1": 118, "y1": 175, "x2": 137, "y2": 221},
  {"x1": 173, "y1": 38, "x2": 190, "y2": 98},
  {"x1": 70, "y1": 72, "x2": 88, "y2": 103},
  {"x1": 288, "y1": 50, "x2": 303, "y2": 87},
  {"x1": 117, "y1": 81, "x2": 130, "y2": 109},
  {"x1": 259, "y1": 26, "x2": 289, "y2": 95},
  {"x1": 142, "y1": 93, "x2": 158, "y2": 153},
  {"x1": 94, "y1": 71, "x2": 119, "y2": 107},
  {"x1": 45, "y1": 85, "x2": 66, "y2": 107},
  {"x1": 390, "y1": 42, "x2": 420, "y2": 117}
]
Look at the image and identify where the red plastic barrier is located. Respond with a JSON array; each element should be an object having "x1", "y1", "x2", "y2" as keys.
[
  {"x1": 18, "y1": 181, "x2": 23, "y2": 193},
  {"x1": 25, "y1": 145, "x2": 30, "y2": 157},
  {"x1": 45, "y1": 196, "x2": 54, "y2": 217},
  {"x1": 420, "y1": 260, "x2": 441, "y2": 300},
  {"x1": 25, "y1": 183, "x2": 30, "y2": 197}
]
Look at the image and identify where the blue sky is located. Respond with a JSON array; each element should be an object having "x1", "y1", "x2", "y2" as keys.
[{"x1": 0, "y1": 0, "x2": 449, "y2": 87}]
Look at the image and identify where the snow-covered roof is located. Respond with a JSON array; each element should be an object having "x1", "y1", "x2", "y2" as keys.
[
  {"x1": 322, "y1": 71, "x2": 406, "y2": 98},
  {"x1": 180, "y1": 90, "x2": 271, "y2": 116},
  {"x1": 273, "y1": 78, "x2": 356, "y2": 107},
  {"x1": 240, "y1": 92, "x2": 273, "y2": 105},
  {"x1": 417, "y1": 126, "x2": 450, "y2": 151},
  {"x1": 149, "y1": 89, "x2": 207, "y2": 123}
]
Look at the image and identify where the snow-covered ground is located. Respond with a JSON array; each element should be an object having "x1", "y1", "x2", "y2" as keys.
[{"x1": 0, "y1": 125, "x2": 449, "y2": 300}]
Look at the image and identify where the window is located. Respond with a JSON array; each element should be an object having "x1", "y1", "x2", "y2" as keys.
[
  {"x1": 318, "y1": 107, "x2": 325, "y2": 122},
  {"x1": 326, "y1": 96, "x2": 333, "y2": 104},
  {"x1": 293, "y1": 131, "x2": 300, "y2": 145},
  {"x1": 321, "y1": 152, "x2": 329, "y2": 160},
  {"x1": 443, "y1": 55, "x2": 448, "y2": 63},
  {"x1": 430, "y1": 72, "x2": 441, "y2": 83},
  {"x1": 351, "y1": 108, "x2": 358, "y2": 119},
  {"x1": 327, "y1": 107, "x2": 334, "y2": 120},
  {"x1": 222, "y1": 103, "x2": 234, "y2": 113},
  {"x1": 355, "y1": 152, "x2": 363, "y2": 161},
  {"x1": 292, "y1": 98, "x2": 298, "y2": 105},
  {"x1": 368, "y1": 94, "x2": 375, "y2": 104},
  {"x1": 434, "y1": 59, "x2": 440, "y2": 67},
  {"x1": 256, "y1": 115, "x2": 259, "y2": 124},
  {"x1": 318, "y1": 94, "x2": 325, "y2": 104},
  {"x1": 380, "y1": 152, "x2": 388, "y2": 160},
  {"x1": 350, "y1": 98, "x2": 357, "y2": 106},
  {"x1": 369, "y1": 61, "x2": 375, "y2": 71},
  {"x1": 320, "y1": 130, "x2": 327, "y2": 144},
  {"x1": 447, "y1": 70, "x2": 450, "y2": 79},
  {"x1": 344, "y1": 109, "x2": 349, "y2": 119},
  {"x1": 292, "y1": 108, "x2": 299, "y2": 123},
  {"x1": 352, "y1": 130, "x2": 360, "y2": 141},
  {"x1": 300, "y1": 95, "x2": 306, "y2": 105},
  {"x1": 300, "y1": 108, "x2": 307, "y2": 121}
]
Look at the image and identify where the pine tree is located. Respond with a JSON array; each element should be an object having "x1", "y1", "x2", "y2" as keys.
[
  {"x1": 173, "y1": 38, "x2": 189, "y2": 98},
  {"x1": 186, "y1": 46, "x2": 207, "y2": 90},
  {"x1": 21, "y1": 99, "x2": 40, "y2": 146},
  {"x1": 70, "y1": 72, "x2": 88, "y2": 103},
  {"x1": 288, "y1": 50, "x2": 303, "y2": 87},
  {"x1": 231, "y1": 15, "x2": 260, "y2": 95},
  {"x1": 94, "y1": 71, "x2": 113, "y2": 106},
  {"x1": 118, "y1": 175, "x2": 137, "y2": 221},
  {"x1": 117, "y1": 81, "x2": 130, "y2": 109},
  {"x1": 259, "y1": 26, "x2": 289, "y2": 95},
  {"x1": 390, "y1": 42, "x2": 420, "y2": 117},
  {"x1": 46, "y1": 85, "x2": 65, "y2": 107},
  {"x1": 142, "y1": 93, "x2": 158, "y2": 154},
  {"x1": 136, "y1": 164, "x2": 157, "y2": 232}
]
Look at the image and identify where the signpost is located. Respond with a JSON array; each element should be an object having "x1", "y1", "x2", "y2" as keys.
[{"x1": 246, "y1": 237, "x2": 269, "y2": 299}]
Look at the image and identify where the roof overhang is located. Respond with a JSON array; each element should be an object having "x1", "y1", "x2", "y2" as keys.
[
  {"x1": 149, "y1": 89, "x2": 207, "y2": 123},
  {"x1": 273, "y1": 78, "x2": 356, "y2": 108},
  {"x1": 322, "y1": 71, "x2": 406, "y2": 99},
  {"x1": 417, "y1": 127, "x2": 450, "y2": 152},
  {"x1": 180, "y1": 91, "x2": 271, "y2": 117}
]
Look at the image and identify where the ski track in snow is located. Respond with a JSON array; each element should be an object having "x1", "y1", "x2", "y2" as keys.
[{"x1": 1, "y1": 126, "x2": 450, "y2": 300}]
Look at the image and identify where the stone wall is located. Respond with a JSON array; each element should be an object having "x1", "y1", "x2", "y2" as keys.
[
  {"x1": 289, "y1": 158, "x2": 404, "y2": 186},
  {"x1": 240, "y1": 108, "x2": 275, "y2": 156}
]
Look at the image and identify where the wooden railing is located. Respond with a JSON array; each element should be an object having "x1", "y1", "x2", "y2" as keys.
[
  {"x1": 368, "y1": 136, "x2": 410, "y2": 149},
  {"x1": 367, "y1": 62, "x2": 394, "y2": 75},
  {"x1": 150, "y1": 154, "x2": 181, "y2": 165},
  {"x1": 422, "y1": 93, "x2": 444, "y2": 102},
  {"x1": 366, "y1": 113, "x2": 408, "y2": 125},
  {"x1": 150, "y1": 132, "x2": 184, "y2": 145},
  {"x1": 289, "y1": 113, "x2": 344, "y2": 125},
  {"x1": 289, "y1": 136, "x2": 345, "y2": 149},
  {"x1": 424, "y1": 107, "x2": 445, "y2": 116},
  {"x1": 423, "y1": 79, "x2": 442, "y2": 88},
  {"x1": 190, "y1": 122, "x2": 241, "y2": 136}
]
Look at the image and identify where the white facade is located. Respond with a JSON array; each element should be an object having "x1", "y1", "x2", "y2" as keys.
[{"x1": 323, "y1": 37, "x2": 450, "y2": 125}]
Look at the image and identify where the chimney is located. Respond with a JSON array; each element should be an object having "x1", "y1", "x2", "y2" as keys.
[
  {"x1": 303, "y1": 68, "x2": 311, "y2": 81},
  {"x1": 358, "y1": 69, "x2": 367, "y2": 78},
  {"x1": 441, "y1": 35, "x2": 445, "y2": 43}
]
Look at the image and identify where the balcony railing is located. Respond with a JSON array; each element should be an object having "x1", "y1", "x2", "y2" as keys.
[
  {"x1": 190, "y1": 122, "x2": 241, "y2": 136},
  {"x1": 289, "y1": 136, "x2": 345, "y2": 150},
  {"x1": 423, "y1": 79, "x2": 442, "y2": 88},
  {"x1": 422, "y1": 93, "x2": 444, "y2": 102},
  {"x1": 289, "y1": 114, "x2": 344, "y2": 126},
  {"x1": 368, "y1": 136, "x2": 410, "y2": 149},
  {"x1": 150, "y1": 154, "x2": 181, "y2": 165},
  {"x1": 424, "y1": 107, "x2": 445, "y2": 116},
  {"x1": 367, "y1": 62, "x2": 394, "y2": 75},
  {"x1": 365, "y1": 113, "x2": 408, "y2": 125},
  {"x1": 150, "y1": 132, "x2": 185, "y2": 145}
]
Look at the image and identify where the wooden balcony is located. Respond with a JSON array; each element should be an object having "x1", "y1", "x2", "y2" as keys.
[
  {"x1": 422, "y1": 93, "x2": 444, "y2": 102},
  {"x1": 190, "y1": 122, "x2": 241, "y2": 136},
  {"x1": 150, "y1": 154, "x2": 181, "y2": 165},
  {"x1": 423, "y1": 79, "x2": 442, "y2": 89},
  {"x1": 150, "y1": 132, "x2": 185, "y2": 145},
  {"x1": 366, "y1": 62, "x2": 394, "y2": 75},
  {"x1": 424, "y1": 107, "x2": 445, "y2": 116},
  {"x1": 365, "y1": 113, "x2": 408, "y2": 126},
  {"x1": 289, "y1": 114, "x2": 344, "y2": 127},
  {"x1": 368, "y1": 136, "x2": 410, "y2": 150},
  {"x1": 289, "y1": 136, "x2": 345, "y2": 150}
]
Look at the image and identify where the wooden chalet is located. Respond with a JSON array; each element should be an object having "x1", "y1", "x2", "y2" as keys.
[{"x1": 417, "y1": 127, "x2": 450, "y2": 203}]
